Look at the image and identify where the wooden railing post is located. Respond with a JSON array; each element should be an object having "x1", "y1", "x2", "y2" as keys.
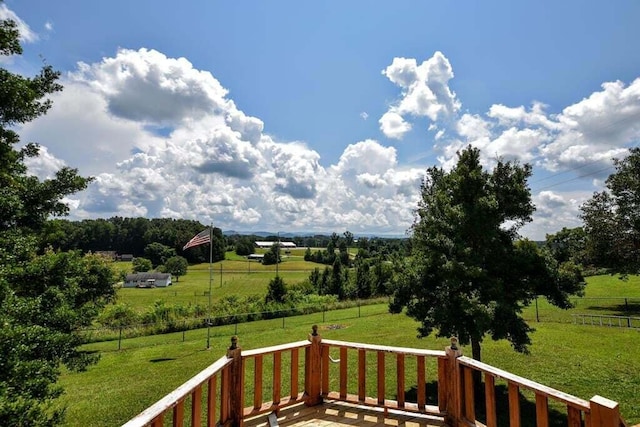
[
  {"x1": 590, "y1": 395, "x2": 620, "y2": 427},
  {"x1": 304, "y1": 325, "x2": 323, "y2": 406},
  {"x1": 227, "y1": 336, "x2": 244, "y2": 427},
  {"x1": 445, "y1": 337, "x2": 463, "y2": 427}
]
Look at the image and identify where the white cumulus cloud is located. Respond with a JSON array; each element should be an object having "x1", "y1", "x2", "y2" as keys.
[
  {"x1": 0, "y1": 4, "x2": 38, "y2": 42},
  {"x1": 380, "y1": 52, "x2": 460, "y2": 139}
]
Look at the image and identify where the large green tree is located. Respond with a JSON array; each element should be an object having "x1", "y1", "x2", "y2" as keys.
[
  {"x1": 544, "y1": 227, "x2": 587, "y2": 265},
  {"x1": 580, "y1": 148, "x2": 640, "y2": 274},
  {"x1": 390, "y1": 146, "x2": 584, "y2": 361},
  {"x1": 165, "y1": 255, "x2": 188, "y2": 281},
  {"x1": 144, "y1": 242, "x2": 175, "y2": 268},
  {"x1": 0, "y1": 14, "x2": 115, "y2": 426}
]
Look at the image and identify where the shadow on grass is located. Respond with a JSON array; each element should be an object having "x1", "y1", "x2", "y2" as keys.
[
  {"x1": 586, "y1": 302, "x2": 640, "y2": 317},
  {"x1": 149, "y1": 358, "x2": 176, "y2": 363},
  {"x1": 404, "y1": 381, "x2": 569, "y2": 427}
]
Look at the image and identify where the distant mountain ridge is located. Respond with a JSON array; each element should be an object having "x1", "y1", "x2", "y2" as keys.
[{"x1": 222, "y1": 230, "x2": 406, "y2": 239}]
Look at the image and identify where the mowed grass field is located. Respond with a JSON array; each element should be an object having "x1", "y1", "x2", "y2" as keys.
[
  {"x1": 58, "y1": 274, "x2": 640, "y2": 426},
  {"x1": 116, "y1": 251, "x2": 322, "y2": 310}
]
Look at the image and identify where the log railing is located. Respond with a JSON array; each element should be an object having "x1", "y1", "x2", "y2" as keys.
[{"x1": 122, "y1": 326, "x2": 628, "y2": 427}]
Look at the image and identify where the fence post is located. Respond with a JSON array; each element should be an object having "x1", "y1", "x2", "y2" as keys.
[
  {"x1": 227, "y1": 336, "x2": 244, "y2": 427},
  {"x1": 304, "y1": 325, "x2": 323, "y2": 406},
  {"x1": 118, "y1": 327, "x2": 123, "y2": 351},
  {"x1": 590, "y1": 395, "x2": 620, "y2": 427},
  {"x1": 445, "y1": 337, "x2": 463, "y2": 427}
]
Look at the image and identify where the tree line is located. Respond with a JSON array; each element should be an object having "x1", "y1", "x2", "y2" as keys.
[{"x1": 41, "y1": 217, "x2": 225, "y2": 264}]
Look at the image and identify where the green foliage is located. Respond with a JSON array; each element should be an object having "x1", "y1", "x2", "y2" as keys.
[
  {"x1": 391, "y1": 146, "x2": 584, "y2": 361},
  {"x1": 580, "y1": 148, "x2": 640, "y2": 274},
  {"x1": 0, "y1": 251, "x2": 115, "y2": 425},
  {"x1": 0, "y1": 15, "x2": 118, "y2": 425},
  {"x1": 327, "y1": 257, "x2": 348, "y2": 299},
  {"x1": 132, "y1": 257, "x2": 152, "y2": 273},
  {"x1": 544, "y1": 227, "x2": 587, "y2": 265},
  {"x1": 144, "y1": 242, "x2": 175, "y2": 268},
  {"x1": 98, "y1": 303, "x2": 140, "y2": 328},
  {"x1": 265, "y1": 276, "x2": 287, "y2": 304},
  {"x1": 39, "y1": 217, "x2": 226, "y2": 263},
  {"x1": 262, "y1": 243, "x2": 281, "y2": 265},
  {"x1": 234, "y1": 237, "x2": 255, "y2": 256},
  {"x1": 164, "y1": 256, "x2": 188, "y2": 281}
]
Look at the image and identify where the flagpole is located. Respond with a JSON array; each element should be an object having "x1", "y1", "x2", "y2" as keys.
[{"x1": 207, "y1": 223, "x2": 213, "y2": 349}]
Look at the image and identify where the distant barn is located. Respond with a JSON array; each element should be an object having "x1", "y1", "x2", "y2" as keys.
[
  {"x1": 254, "y1": 241, "x2": 297, "y2": 249},
  {"x1": 123, "y1": 273, "x2": 172, "y2": 288}
]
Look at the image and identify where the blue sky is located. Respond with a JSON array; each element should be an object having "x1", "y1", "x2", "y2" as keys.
[{"x1": 7, "y1": 1, "x2": 640, "y2": 239}]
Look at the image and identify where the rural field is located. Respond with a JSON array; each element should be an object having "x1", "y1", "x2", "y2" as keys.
[
  {"x1": 58, "y1": 273, "x2": 640, "y2": 426},
  {"x1": 115, "y1": 251, "x2": 320, "y2": 310}
]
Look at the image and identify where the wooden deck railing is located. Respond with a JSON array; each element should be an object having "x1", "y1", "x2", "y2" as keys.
[
  {"x1": 121, "y1": 353, "x2": 233, "y2": 427},
  {"x1": 454, "y1": 355, "x2": 623, "y2": 427},
  {"x1": 122, "y1": 326, "x2": 628, "y2": 427}
]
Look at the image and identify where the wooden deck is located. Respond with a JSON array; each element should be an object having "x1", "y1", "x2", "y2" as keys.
[
  {"x1": 244, "y1": 399, "x2": 447, "y2": 427},
  {"x1": 122, "y1": 327, "x2": 628, "y2": 427}
]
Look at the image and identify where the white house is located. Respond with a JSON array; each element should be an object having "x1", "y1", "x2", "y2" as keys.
[{"x1": 123, "y1": 273, "x2": 172, "y2": 288}]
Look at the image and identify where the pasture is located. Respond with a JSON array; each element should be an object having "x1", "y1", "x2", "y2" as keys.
[
  {"x1": 116, "y1": 252, "x2": 320, "y2": 310},
  {"x1": 58, "y1": 298, "x2": 640, "y2": 426},
  {"x1": 81, "y1": 266, "x2": 640, "y2": 426}
]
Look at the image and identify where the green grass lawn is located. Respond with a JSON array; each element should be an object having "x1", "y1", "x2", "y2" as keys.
[
  {"x1": 521, "y1": 274, "x2": 640, "y2": 323},
  {"x1": 58, "y1": 300, "x2": 640, "y2": 426},
  {"x1": 76, "y1": 273, "x2": 640, "y2": 426}
]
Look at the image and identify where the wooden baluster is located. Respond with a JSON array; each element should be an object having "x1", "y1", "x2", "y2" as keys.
[
  {"x1": 191, "y1": 385, "x2": 202, "y2": 427},
  {"x1": 535, "y1": 392, "x2": 549, "y2": 427},
  {"x1": 437, "y1": 356, "x2": 447, "y2": 413},
  {"x1": 463, "y1": 366, "x2": 475, "y2": 422},
  {"x1": 220, "y1": 366, "x2": 230, "y2": 423},
  {"x1": 339, "y1": 346, "x2": 348, "y2": 399},
  {"x1": 377, "y1": 351, "x2": 385, "y2": 405},
  {"x1": 484, "y1": 374, "x2": 497, "y2": 427},
  {"x1": 254, "y1": 355, "x2": 263, "y2": 410},
  {"x1": 151, "y1": 415, "x2": 163, "y2": 427},
  {"x1": 207, "y1": 375, "x2": 217, "y2": 427},
  {"x1": 273, "y1": 351, "x2": 282, "y2": 405},
  {"x1": 396, "y1": 353, "x2": 405, "y2": 408},
  {"x1": 173, "y1": 399, "x2": 184, "y2": 427},
  {"x1": 358, "y1": 348, "x2": 366, "y2": 402},
  {"x1": 567, "y1": 406, "x2": 582, "y2": 427},
  {"x1": 590, "y1": 395, "x2": 620, "y2": 427},
  {"x1": 290, "y1": 348, "x2": 299, "y2": 400},
  {"x1": 227, "y1": 336, "x2": 244, "y2": 427},
  {"x1": 417, "y1": 355, "x2": 426, "y2": 410},
  {"x1": 321, "y1": 345, "x2": 329, "y2": 397},
  {"x1": 508, "y1": 382, "x2": 520, "y2": 427}
]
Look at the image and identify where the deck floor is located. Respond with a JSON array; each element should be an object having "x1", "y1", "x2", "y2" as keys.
[{"x1": 244, "y1": 399, "x2": 447, "y2": 427}]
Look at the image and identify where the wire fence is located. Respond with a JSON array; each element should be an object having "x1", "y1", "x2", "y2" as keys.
[
  {"x1": 523, "y1": 296, "x2": 640, "y2": 324},
  {"x1": 81, "y1": 301, "x2": 390, "y2": 352},
  {"x1": 83, "y1": 296, "x2": 640, "y2": 352}
]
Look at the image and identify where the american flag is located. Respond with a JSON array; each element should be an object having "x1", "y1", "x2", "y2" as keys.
[{"x1": 182, "y1": 228, "x2": 211, "y2": 250}]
